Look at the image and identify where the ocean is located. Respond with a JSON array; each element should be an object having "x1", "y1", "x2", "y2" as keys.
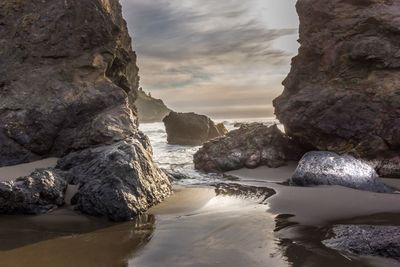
[{"x1": 139, "y1": 117, "x2": 280, "y2": 185}]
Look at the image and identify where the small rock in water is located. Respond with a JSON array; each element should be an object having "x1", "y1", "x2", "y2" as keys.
[
  {"x1": 323, "y1": 225, "x2": 400, "y2": 262},
  {"x1": 290, "y1": 151, "x2": 393, "y2": 193},
  {"x1": 163, "y1": 112, "x2": 227, "y2": 146},
  {"x1": 0, "y1": 169, "x2": 67, "y2": 215},
  {"x1": 215, "y1": 183, "x2": 275, "y2": 202}
]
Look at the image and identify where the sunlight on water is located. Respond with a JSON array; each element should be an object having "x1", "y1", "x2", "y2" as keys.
[{"x1": 139, "y1": 117, "x2": 280, "y2": 185}]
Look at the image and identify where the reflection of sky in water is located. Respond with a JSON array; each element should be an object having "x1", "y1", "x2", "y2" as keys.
[{"x1": 129, "y1": 193, "x2": 284, "y2": 267}]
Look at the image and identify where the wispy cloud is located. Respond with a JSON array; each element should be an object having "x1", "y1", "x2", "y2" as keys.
[{"x1": 121, "y1": 0, "x2": 298, "y2": 118}]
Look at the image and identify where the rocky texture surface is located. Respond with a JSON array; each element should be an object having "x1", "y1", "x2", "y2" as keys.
[
  {"x1": 0, "y1": 0, "x2": 172, "y2": 220},
  {"x1": 273, "y1": 0, "x2": 400, "y2": 177},
  {"x1": 134, "y1": 89, "x2": 171, "y2": 123},
  {"x1": 215, "y1": 183, "x2": 275, "y2": 202},
  {"x1": 0, "y1": 169, "x2": 67, "y2": 214},
  {"x1": 194, "y1": 124, "x2": 304, "y2": 172},
  {"x1": 0, "y1": 0, "x2": 139, "y2": 166},
  {"x1": 323, "y1": 225, "x2": 400, "y2": 262},
  {"x1": 163, "y1": 112, "x2": 228, "y2": 146},
  {"x1": 57, "y1": 138, "x2": 172, "y2": 221},
  {"x1": 290, "y1": 151, "x2": 393, "y2": 193}
]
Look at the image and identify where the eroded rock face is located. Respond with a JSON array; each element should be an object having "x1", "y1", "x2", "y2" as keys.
[
  {"x1": 163, "y1": 112, "x2": 228, "y2": 146},
  {"x1": 0, "y1": 0, "x2": 139, "y2": 166},
  {"x1": 194, "y1": 124, "x2": 304, "y2": 173},
  {"x1": 0, "y1": 0, "x2": 172, "y2": 221},
  {"x1": 0, "y1": 169, "x2": 67, "y2": 214},
  {"x1": 323, "y1": 225, "x2": 400, "y2": 262},
  {"x1": 290, "y1": 151, "x2": 393, "y2": 193},
  {"x1": 273, "y1": 0, "x2": 400, "y2": 176},
  {"x1": 56, "y1": 138, "x2": 172, "y2": 221}
]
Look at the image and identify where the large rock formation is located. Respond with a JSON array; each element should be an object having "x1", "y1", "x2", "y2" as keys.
[
  {"x1": 273, "y1": 0, "x2": 400, "y2": 176},
  {"x1": 163, "y1": 112, "x2": 227, "y2": 146},
  {"x1": 194, "y1": 124, "x2": 304, "y2": 173},
  {"x1": 0, "y1": 0, "x2": 139, "y2": 166},
  {"x1": 289, "y1": 151, "x2": 393, "y2": 193},
  {"x1": 134, "y1": 89, "x2": 171, "y2": 123},
  {"x1": 0, "y1": 0, "x2": 172, "y2": 220}
]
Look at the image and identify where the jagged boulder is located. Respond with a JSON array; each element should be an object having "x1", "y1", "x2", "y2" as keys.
[
  {"x1": 163, "y1": 112, "x2": 227, "y2": 146},
  {"x1": 290, "y1": 151, "x2": 393, "y2": 193},
  {"x1": 0, "y1": 0, "x2": 139, "y2": 166},
  {"x1": 323, "y1": 225, "x2": 400, "y2": 262},
  {"x1": 0, "y1": 169, "x2": 67, "y2": 214},
  {"x1": 56, "y1": 138, "x2": 172, "y2": 221},
  {"x1": 273, "y1": 0, "x2": 400, "y2": 177},
  {"x1": 194, "y1": 124, "x2": 304, "y2": 173}
]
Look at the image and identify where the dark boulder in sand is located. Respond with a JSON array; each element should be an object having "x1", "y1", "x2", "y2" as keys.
[
  {"x1": 0, "y1": 169, "x2": 67, "y2": 214},
  {"x1": 163, "y1": 112, "x2": 227, "y2": 146},
  {"x1": 194, "y1": 123, "x2": 304, "y2": 173},
  {"x1": 273, "y1": 0, "x2": 400, "y2": 177},
  {"x1": 57, "y1": 138, "x2": 172, "y2": 221},
  {"x1": 290, "y1": 151, "x2": 393, "y2": 193},
  {"x1": 323, "y1": 225, "x2": 400, "y2": 262}
]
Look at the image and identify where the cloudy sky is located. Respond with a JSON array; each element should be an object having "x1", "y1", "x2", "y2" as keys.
[{"x1": 121, "y1": 0, "x2": 299, "y2": 119}]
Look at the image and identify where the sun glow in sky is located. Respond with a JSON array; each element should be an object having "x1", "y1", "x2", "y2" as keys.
[{"x1": 121, "y1": 0, "x2": 299, "y2": 119}]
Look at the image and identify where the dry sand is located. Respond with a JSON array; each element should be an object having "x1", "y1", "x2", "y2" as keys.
[
  {"x1": 0, "y1": 157, "x2": 78, "y2": 205},
  {"x1": 0, "y1": 158, "x2": 59, "y2": 181}
]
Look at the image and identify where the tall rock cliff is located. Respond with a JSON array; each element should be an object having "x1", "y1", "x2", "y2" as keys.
[
  {"x1": 274, "y1": 0, "x2": 400, "y2": 175},
  {"x1": 0, "y1": 0, "x2": 171, "y2": 220},
  {"x1": 0, "y1": 0, "x2": 140, "y2": 166}
]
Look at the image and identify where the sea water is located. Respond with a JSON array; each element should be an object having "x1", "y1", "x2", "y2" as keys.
[{"x1": 139, "y1": 117, "x2": 280, "y2": 185}]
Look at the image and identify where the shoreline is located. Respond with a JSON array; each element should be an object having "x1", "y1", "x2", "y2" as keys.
[{"x1": 0, "y1": 160, "x2": 400, "y2": 266}]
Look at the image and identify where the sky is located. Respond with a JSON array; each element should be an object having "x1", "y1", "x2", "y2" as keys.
[{"x1": 121, "y1": 0, "x2": 299, "y2": 119}]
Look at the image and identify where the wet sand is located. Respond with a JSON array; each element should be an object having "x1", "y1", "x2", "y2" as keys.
[
  {"x1": 0, "y1": 161, "x2": 400, "y2": 266},
  {"x1": 0, "y1": 213, "x2": 154, "y2": 267},
  {"x1": 228, "y1": 165, "x2": 400, "y2": 267},
  {"x1": 227, "y1": 165, "x2": 400, "y2": 225},
  {"x1": 130, "y1": 186, "x2": 288, "y2": 267},
  {"x1": 149, "y1": 185, "x2": 215, "y2": 215}
]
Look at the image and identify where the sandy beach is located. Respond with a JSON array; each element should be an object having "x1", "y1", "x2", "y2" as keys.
[
  {"x1": 0, "y1": 161, "x2": 400, "y2": 266},
  {"x1": 0, "y1": 158, "x2": 59, "y2": 182}
]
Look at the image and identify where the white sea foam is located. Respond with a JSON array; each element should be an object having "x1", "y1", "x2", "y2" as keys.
[{"x1": 139, "y1": 118, "x2": 279, "y2": 185}]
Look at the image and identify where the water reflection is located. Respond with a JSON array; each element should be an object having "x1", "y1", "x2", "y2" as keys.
[
  {"x1": 273, "y1": 213, "x2": 400, "y2": 267},
  {"x1": 129, "y1": 185, "x2": 288, "y2": 267},
  {"x1": 0, "y1": 213, "x2": 155, "y2": 267}
]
